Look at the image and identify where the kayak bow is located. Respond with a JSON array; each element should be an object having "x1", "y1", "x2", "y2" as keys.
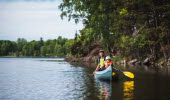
[{"x1": 94, "y1": 65, "x2": 113, "y2": 80}]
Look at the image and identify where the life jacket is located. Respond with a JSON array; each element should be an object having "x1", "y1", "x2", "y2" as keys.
[
  {"x1": 97, "y1": 57, "x2": 106, "y2": 66},
  {"x1": 104, "y1": 61, "x2": 113, "y2": 68}
]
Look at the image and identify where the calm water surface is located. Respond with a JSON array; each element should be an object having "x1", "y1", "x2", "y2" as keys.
[{"x1": 0, "y1": 58, "x2": 170, "y2": 100}]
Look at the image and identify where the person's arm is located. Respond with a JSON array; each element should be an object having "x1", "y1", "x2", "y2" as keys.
[
  {"x1": 93, "y1": 64, "x2": 100, "y2": 75},
  {"x1": 105, "y1": 62, "x2": 108, "y2": 67},
  {"x1": 93, "y1": 58, "x2": 99, "y2": 72}
]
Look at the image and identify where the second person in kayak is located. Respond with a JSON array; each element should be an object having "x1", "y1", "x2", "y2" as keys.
[
  {"x1": 103, "y1": 56, "x2": 113, "y2": 69},
  {"x1": 98, "y1": 56, "x2": 113, "y2": 71}
]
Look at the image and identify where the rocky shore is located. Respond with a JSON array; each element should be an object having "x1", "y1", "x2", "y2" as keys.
[
  {"x1": 64, "y1": 56, "x2": 97, "y2": 63},
  {"x1": 65, "y1": 56, "x2": 170, "y2": 67},
  {"x1": 117, "y1": 58, "x2": 170, "y2": 66}
]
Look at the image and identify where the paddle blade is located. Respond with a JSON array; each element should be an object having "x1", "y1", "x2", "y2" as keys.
[
  {"x1": 112, "y1": 72, "x2": 116, "y2": 76},
  {"x1": 123, "y1": 72, "x2": 134, "y2": 79}
]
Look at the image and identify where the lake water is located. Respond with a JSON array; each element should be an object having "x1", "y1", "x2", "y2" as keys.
[{"x1": 0, "y1": 58, "x2": 170, "y2": 100}]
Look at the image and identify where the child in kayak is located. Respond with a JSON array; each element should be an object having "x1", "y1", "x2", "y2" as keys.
[{"x1": 98, "y1": 56, "x2": 113, "y2": 71}]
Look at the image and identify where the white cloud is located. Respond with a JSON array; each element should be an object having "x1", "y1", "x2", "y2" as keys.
[{"x1": 0, "y1": 0, "x2": 84, "y2": 41}]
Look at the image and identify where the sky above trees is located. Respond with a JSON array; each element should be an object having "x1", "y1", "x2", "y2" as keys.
[{"x1": 0, "y1": 0, "x2": 83, "y2": 41}]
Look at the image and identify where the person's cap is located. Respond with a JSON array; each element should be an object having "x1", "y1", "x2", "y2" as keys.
[
  {"x1": 106, "y1": 56, "x2": 111, "y2": 60},
  {"x1": 99, "y1": 50, "x2": 104, "y2": 53}
]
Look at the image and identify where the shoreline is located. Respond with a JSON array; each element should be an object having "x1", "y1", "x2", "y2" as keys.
[
  {"x1": 1, "y1": 56, "x2": 170, "y2": 67},
  {"x1": 0, "y1": 56, "x2": 65, "y2": 58},
  {"x1": 65, "y1": 56, "x2": 170, "y2": 67}
]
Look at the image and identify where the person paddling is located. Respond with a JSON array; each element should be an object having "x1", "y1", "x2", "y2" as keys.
[{"x1": 93, "y1": 50, "x2": 106, "y2": 74}]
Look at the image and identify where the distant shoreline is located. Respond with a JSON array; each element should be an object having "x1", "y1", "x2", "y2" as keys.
[{"x1": 0, "y1": 56, "x2": 65, "y2": 58}]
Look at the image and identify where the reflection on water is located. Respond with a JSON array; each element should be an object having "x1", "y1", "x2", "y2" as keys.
[
  {"x1": 95, "y1": 79, "x2": 112, "y2": 100},
  {"x1": 123, "y1": 81, "x2": 134, "y2": 100},
  {"x1": 95, "y1": 79, "x2": 135, "y2": 100}
]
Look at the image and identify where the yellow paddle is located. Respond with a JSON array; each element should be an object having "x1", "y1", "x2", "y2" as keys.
[
  {"x1": 122, "y1": 71, "x2": 134, "y2": 79},
  {"x1": 112, "y1": 67, "x2": 135, "y2": 79}
]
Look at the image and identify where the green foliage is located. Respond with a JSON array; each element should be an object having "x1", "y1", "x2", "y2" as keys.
[
  {"x1": 59, "y1": 0, "x2": 170, "y2": 60},
  {"x1": 111, "y1": 56, "x2": 123, "y2": 62},
  {"x1": 119, "y1": 8, "x2": 128, "y2": 15},
  {"x1": 0, "y1": 40, "x2": 17, "y2": 56},
  {"x1": 0, "y1": 36, "x2": 73, "y2": 57},
  {"x1": 40, "y1": 46, "x2": 47, "y2": 56},
  {"x1": 64, "y1": 39, "x2": 74, "y2": 56},
  {"x1": 17, "y1": 38, "x2": 27, "y2": 52}
]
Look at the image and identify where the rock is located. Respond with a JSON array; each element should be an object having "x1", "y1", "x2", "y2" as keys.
[
  {"x1": 167, "y1": 58, "x2": 170, "y2": 66},
  {"x1": 167, "y1": 62, "x2": 170, "y2": 66},
  {"x1": 128, "y1": 59, "x2": 138, "y2": 65},
  {"x1": 116, "y1": 62, "x2": 121, "y2": 64},
  {"x1": 122, "y1": 60, "x2": 127, "y2": 64},
  {"x1": 135, "y1": 61, "x2": 141, "y2": 65},
  {"x1": 150, "y1": 62, "x2": 155, "y2": 65},
  {"x1": 158, "y1": 61, "x2": 165, "y2": 66},
  {"x1": 143, "y1": 57, "x2": 150, "y2": 65},
  {"x1": 82, "y1": 56, "x2": 95, "y2": 62},
  {"x1": 64, "y1": 56, "x2": 73, "y2": 62}
]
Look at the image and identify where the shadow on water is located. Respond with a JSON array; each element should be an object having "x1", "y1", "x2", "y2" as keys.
[{"x1": 70, "y1": 62, "x2": 170, "y2": 100}]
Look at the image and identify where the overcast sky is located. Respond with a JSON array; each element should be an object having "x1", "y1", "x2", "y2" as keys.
[{"x1": 0, "y1": 0, "x2": 84, "y2": 41}]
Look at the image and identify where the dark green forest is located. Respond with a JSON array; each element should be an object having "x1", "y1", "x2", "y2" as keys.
[
  {"x1": 0, "y1": 36, "x2": 74, "y2": 57},
  {"x1": 59, "y1": 0, "x2": 170, "y2": 61}
]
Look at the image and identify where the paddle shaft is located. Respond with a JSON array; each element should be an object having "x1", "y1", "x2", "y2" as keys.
[
  {"x1": 112, "y1": 66, "x2": 134, "y2": 78},
  {"x1": 112, "y1": 66, "x2": 123, "y2": 73}
]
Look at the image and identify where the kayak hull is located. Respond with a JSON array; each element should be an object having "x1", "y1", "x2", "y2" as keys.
[{"x1": 94, "y1": 65, "x2": 112, "y2": 80}]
